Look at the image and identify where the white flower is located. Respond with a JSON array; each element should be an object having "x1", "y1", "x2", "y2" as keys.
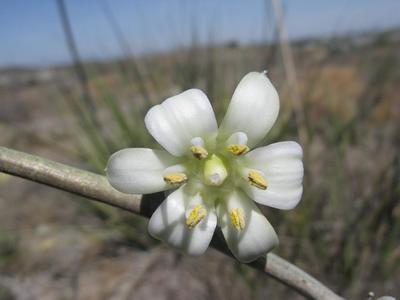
[{"x1": 106, "y1": 72, "x2": 304, "y2": 262}]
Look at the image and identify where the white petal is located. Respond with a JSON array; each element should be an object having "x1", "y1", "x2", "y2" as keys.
[
  {"x1": 106, "y1": 148, "x2": 179, "y2": 194},
  {"x1": 162, "y1": 164, "x2": 187, "y2": 175},
  {"x1": 148, "y1": 187, "x2": 217, "y2": 255},
  {"x1": 242, "y1": 141, "x2": 304, "y2": 210},
  {"x1": 190, "y1": 136, "x2": 205, "y2": 147},
  {"x1": 226, "y1": 131, "x2": 248, "y2": 145},
  {"x1": 217, "y1": 190, "x2": 278, "y2": 263},
  {"x1": 145, "y1": 89, "x2": 218, "y2": 156},
  {"x1": 218, "y1": 72, "x2": 279, "y2": 147}
]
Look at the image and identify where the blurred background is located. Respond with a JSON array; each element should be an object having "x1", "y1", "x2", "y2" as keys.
[{"x1": 0, "y1": 0, "x2": 399, "y2": 299}]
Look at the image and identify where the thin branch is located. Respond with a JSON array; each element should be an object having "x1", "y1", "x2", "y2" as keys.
[
  {"x1": 100, "y1": 0, "x2": 155, "y2": 107},
  {"x1": 0, "y1": 146, "x2": 343, "y2": 300},
  {"x1": 57, "y1": 0, "x2": 97, "y2": 118},
  {"x1": 271, "y1": 0, "x2": 308, "y2": 146}
]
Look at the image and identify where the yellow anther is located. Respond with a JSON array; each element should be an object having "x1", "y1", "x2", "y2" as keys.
[
  {"x1": 227, "y1": 144, "x2": 250, "y2": 155},
  {"x1": 190, "y1": 145, "x2": 208, "y2": 160},
  {"x1": 230, "y1": 208, "x2": 246, "y2": 231},
  {"x1": 186, "y1": 205, "x2": 207, "y2": 229},
  {"x1": 163, "y1": 173, "x2": 187, "y2": 185},
  {"x1": 248, "y1": 170, "x2": 267, "y2": 190}
]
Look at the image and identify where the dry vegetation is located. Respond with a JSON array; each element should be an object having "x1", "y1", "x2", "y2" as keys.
[{"x1": 0, "y1": 28, "x2": 399, "y2": 299}]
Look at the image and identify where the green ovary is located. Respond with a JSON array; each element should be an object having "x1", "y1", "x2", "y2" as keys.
[{"x1": 203, "y1": 154, "x2": 228, "y2": 186}]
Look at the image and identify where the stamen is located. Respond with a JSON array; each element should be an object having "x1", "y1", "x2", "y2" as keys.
[
  {"x1": 190, "y1": 145, "x2": 208, "y2": 160},
  {"x1": 230, "y1": 208, "x2": 245, "y2": 231},
  {"x1": 248, "y1": 170, "x2": 267, "y2": 190},
  {"x1": 163, "y1": 173, "x2": 187, "y2": 185},
  {"x1": 186, "y1": 205, "x2": 207, "y2": 229},
  {"x1": 227, "y1": 144, "x2": 250, "y2": 155}
]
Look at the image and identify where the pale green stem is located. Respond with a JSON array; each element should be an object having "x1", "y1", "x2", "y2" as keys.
[{"x1": 0, "y1": 146, "x2": 344, "y2": 300}]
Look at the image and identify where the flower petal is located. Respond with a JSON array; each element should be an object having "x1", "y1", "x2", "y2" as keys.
[
  {"x1": 218, "y1": 72, "x2": 279, "y2": 147},
  {"x1": 145, "y1": 89, "x2": 218, "y2": 156},
  {"x1": 226, "y1": 131, "x2": 248, "y2": 145},
  {"x1": 217, "y1": 190, "x2": 278, "y2": 263},
  {"x1": 106, "y1": 148, "x2": 179, "y2": 194},
  {"x1": 148, "y1": 187, "x2": 217, "y2": 255},
  {"x1": 242, "y1": 141, "x2": 304, "y2": 210}
]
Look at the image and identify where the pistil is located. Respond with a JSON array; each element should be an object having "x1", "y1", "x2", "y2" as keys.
[{"x1": 203, "y1": 154, "x2": 228, "y2": 186}]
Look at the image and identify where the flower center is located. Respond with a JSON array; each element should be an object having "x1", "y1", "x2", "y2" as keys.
[{"x1": 203, "y1": 154, "x2": 228, "y2": 186}]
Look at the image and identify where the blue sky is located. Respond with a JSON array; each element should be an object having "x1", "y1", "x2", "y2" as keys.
[{"x1": 1, "y1": 0, "x2": 400, "y2": 67}]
